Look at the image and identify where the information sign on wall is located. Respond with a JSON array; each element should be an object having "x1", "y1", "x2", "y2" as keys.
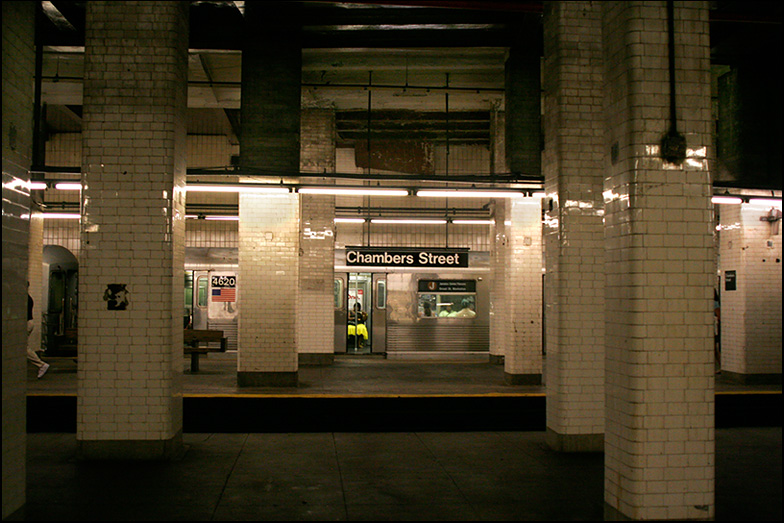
[
  {"x1": 724, "y1": 270, "x2": 737, "y2": 291},
  {"x1": 417, "y1": 280, "x2": 476, "y2": 293}
]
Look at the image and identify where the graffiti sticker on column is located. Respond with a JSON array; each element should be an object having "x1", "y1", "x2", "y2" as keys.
[
  {"x1": 104, "y1": 284, "x2": 129, "y2": 310},
  {"x1": 211, "y1": 274, "x2": 237, "y2": 302}
]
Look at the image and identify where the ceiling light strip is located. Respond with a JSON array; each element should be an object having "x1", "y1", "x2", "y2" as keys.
[
  {"x1": 416, "y1": 189, "x2": 527, "y2": 198},
  {"x1": 370, "y1": 218, "x2": 447, "y2": 225},
  {"x1": 299, "y1": 187, "x2": 409, "y2": 196}
]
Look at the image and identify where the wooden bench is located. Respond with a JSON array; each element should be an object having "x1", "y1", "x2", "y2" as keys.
[{"x1": 184, "y1": 329, "x2": 227, "y2": 372}]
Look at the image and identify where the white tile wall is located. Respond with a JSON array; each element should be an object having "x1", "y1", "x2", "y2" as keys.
[
  {"x1": 298, "y1": 109, "x2": 337, "y2": 358},
  {"x1": 77, "y1": 1, "x2": 187, "y2": 443},
  {"x1": 490, "y1": 199, "x2": 510, "y2": 359},
  {"x1": 238, "y1": 191, "x2": 299, "y2": 372},
  {"x1": 504, "y1": 199, "x2": 543, "y2": 376},
  {"x1": 542, "y1": 0, "x2": 606, "y2": 438},
  {"x1": 27, "y1": 214, "x2": 45, "y2": 354},
  {"x1": 4, "y1": 2, "x2": 37, "y2": 515},
  {"x1": 719, "y1": 203, "x2": 783, "y2": 375},
  {"x1": 602, "y1": 1, "x2": 715, "y2": 520}
]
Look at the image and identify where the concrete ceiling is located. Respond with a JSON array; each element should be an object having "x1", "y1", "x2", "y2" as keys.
[{"x1": 36, "y1": 1, "x2": 782, "y2": 169}]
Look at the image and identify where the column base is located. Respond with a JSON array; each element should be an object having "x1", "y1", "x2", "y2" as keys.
[
  {"x1": 489, "y1": 354, "x2": 505, "y2": 365},
  {"x1": 504, "y1": 372, "x2": 541, "y2": 385},
  {"x1": 604, "y1": 502, "x2": 632, "y2": 521},
  {"x1": 298, "y1": 353, "x2": 334, "y2": 366},
  {"x1": 238, "y1": 371, "x2": 298, "y2": 387},
  {"x1": 546, "y1": 427, "x2": 603, "y2": 452},
  {"x1": 77, "y1": 430, "x2": 184, "y2": 461},
  {"x1": 720, "y1": 371, "x2": 781, "y2": 385}
]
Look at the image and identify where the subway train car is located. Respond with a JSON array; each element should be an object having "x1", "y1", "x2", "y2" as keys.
[
  {"x1": 334, "y1": 247, "x2": 491, "y2": 359},
  {"x1": 185, "y1": 247, "x2": 239, "y2": 351}
]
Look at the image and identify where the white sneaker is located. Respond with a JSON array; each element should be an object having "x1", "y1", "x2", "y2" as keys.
[{"x1": 37, "y1": 363, "x2": 50, "y2": 379}]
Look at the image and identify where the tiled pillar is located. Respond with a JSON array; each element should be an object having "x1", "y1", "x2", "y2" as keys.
[
  {"x1": 504, "y1": 27, "x2": 543, "y2": 382},
  {"x1": 27, "y1": 213, "x2": 45, "y2": 356},
  {"x1": 718, "y1": 203, "x2": 782, "y2": 382},
  {"x1": 299, "y1": 109, "x2": 337, "y2": 365},
  {"x1": 542, "y1": 1, "x2": 605, "y2": 452},
  {"x1": 489, "y1": 110, "x2": 508, "y2": 365},
  {"x1": 77, "y1": 1, "x2": 188, "y2": 459},
  {"x1": 503, "y1": 199, "x2": 543, "y2": 384},
  {"x1": 490, "y1": 199, "x2": 509, "y2": 365},
  {"x1": 602, "y1": 2, "x2": 715, "y2": 519},
  {"x1": 2, "y1": 1, "x2": 35, "y2": 516},
  {"x1": 237, "y1": 1, "x2": 301, "y2": 386}
]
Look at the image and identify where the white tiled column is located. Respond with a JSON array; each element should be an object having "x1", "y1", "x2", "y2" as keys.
[
  {"x1": 2, "y1": 1, "x2": 35, "y2": 515},
  {"x1": 237, "y1": 1, "x2": 301, "y2": 386},
  {"x1": 718, "y1": 202, "x2": 782, "y2": 382},
  {"x1": 542, "y1": 1, "x2": 605, "y2": 452},
  {"x1": 503, "y1": 199, "x2": 543, "y2": 384},
  {"x1": 602, "y1": 2, "x2": 715, "y2": 519},
  {"x1": 27, "y1": 213, "x2": 45, "y2": 357},
  {"x1": 490, "y1": 198, "x2": 509, "y2": 365},
  {"x1": 77, "y1": 1, "x2": 188, "y2": 459},
  {"x1": 238, "y1": 191, "x2": 300, "y2": 385},
  {"x1": 298, "y1": 108, "x2": 336, "y2": 365}
]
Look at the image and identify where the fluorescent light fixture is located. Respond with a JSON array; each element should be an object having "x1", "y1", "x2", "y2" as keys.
[
  {"x1": 370, "y1": 218, "x2": 447, "y2": 225},
  {"x1": 531, "y1": 191, "x2": 546, "y2": 198},
  {"x1": 186, "y1": 184, "x2": 290, "y2": 194},
  {"x1": 748, "y1": 198, "x2": 782, "y2": 208},
  {"x1": 334, "y1": 217, "x2": 366, "y2": 223},
  {"x1": 30, "y1": 182, "x2": 48, "y2": 190},
  {"x1": 42, "y1": 213, "x2": 80, "y2": 219},
  {"x1": 54, "y1": 182, "x2": 82, "y2": 191},
  {"x1": 299, "y1": 187, "x2": 409, "y2": 196},
  {"x1": 712, "y1": 196, "x2": 742, "y2": 205},
  {"x1": 416, "y1": 189, "x2": 526, "y2": 198},
  {"x1": 451, "y1": 219, "x2": 495, "y2": 225},
  {"x1": 204, "y1": 215, "x2": 240, "y2": 221}
]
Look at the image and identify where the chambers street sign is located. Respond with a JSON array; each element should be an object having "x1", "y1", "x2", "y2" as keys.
[{"x1": 345, "y1": 247, "x2": 469, "y2": 268}]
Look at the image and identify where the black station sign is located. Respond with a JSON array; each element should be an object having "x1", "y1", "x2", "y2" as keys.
[
  {"x1": 725, "y1": 270, "x2": 737, "y2": 291},
  {"x1": 345, "y1": 247, "x2": 469, "y2": 268},
  {"x1": 417, "y1": 280, "x2": 476, "y2": 293}
]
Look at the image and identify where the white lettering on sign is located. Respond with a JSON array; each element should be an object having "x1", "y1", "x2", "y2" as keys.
[
  {"x1": 347, "y1": 249, "x2": 463, "y2": 266},
  {"x1": 418, "y1": 252, "x2": 458, "y2": 265}
]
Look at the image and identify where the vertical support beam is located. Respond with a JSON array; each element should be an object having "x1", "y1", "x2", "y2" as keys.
[
  {"x1": 2, "y1": 1, "x2": 36, "y2": 515},
  {"x1": 238, "y1": 1, "x2": 302, "y2": 386},
  {"x1": 542, "y1": 1, "x2": 605, "y2": 452},
  {"x1": 503, "y1": 199, "x2": 543, "y2": 384},
  {"x1": 718, "y1": 203, "x2": 782, "y2": 383},
  {"x1": 490, "y1": 198, "x2": 509, "y2": 365},
  {"x1": 506, "y1": 38, "x2": 542, "y2": 177},
  {"x1": 27, "y1": 213, "x2": 45, "y2": 356},
  {"x1": 602, "y1": 2, "x2": 715, "y2": 519},
  {"x1": 299, "y1": 108, "x2": 336, "y2": 365},
  {"x1": 78, "y1": 1, "x2": 188, "y2": 459},
  {"x1": 489, "y1": 110, "x2": 508, "y2": 365}
]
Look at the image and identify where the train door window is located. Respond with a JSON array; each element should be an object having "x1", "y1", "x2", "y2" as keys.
[
  {"x1": 334, "y1": 278, "x2": 344, "y2": 309},
  {"x1": 376, "y1": 279, "x2": 386, "y2": 309},
  {"x1": 184, "y1": 272, "x2": 194, "y2": 328},
  {"x1": 197, "y1": 276, "x2": 209, "y2": 307}
]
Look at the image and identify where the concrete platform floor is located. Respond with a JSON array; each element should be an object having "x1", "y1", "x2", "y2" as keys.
[
  {"x1": 19, "y1": 351, "x2": 783, "y2": 520},
  {"x1": 25, "y1": 351, "x2": 781, "y2": 397},
  {"x1": 19, "y1": 427, "x2": 782, "y2": 521}
]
